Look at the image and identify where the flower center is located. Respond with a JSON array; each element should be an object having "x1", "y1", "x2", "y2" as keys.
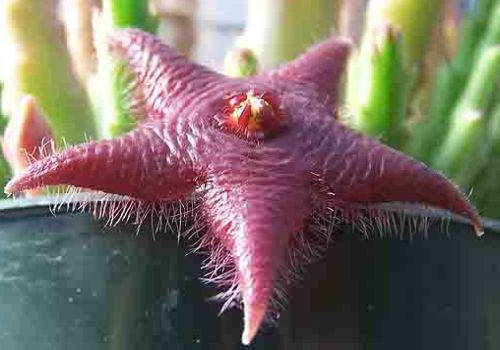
[{"x1": 216, "y1": 90, "x2": 285, "y2": 141}]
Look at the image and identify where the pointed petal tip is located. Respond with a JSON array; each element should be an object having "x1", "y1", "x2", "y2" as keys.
[
  {"x1": 241, "y1": 302, "x2": 267, "y2": 346},
  {"x1": 473, "y1": 221, "x2": 484, "y2": 237},
  {"x1": 4, "y1": 174, "x2": 29, "y2": 195},
  {"x1": 462, "y1": 204, "x2": 483, "y2": 237},
  {"x1": 332, "y1": 36, "x2": 354, "y2": 51},
  {"x1": 3, "y1": 178, "x2": 42, "y2": 198},
  {"x1": 3, "y1": 185, "x2": 13, "y2": 197},
  {"x1": 4, "y1": 178, "x2": 18, "y2": 195},
  {"x1": 320, "y1": 35, "x2": 353, "y2": 57},
  {"x1": 273, "y1": 35, "x2": 353, "y2": 104},
  {"x1": 3, "y1": 159, "x2": 49, "y2": 195},
  {"x1": 3, "y1": 187, "x2": 12, "y2": 197},
  {"x1": 325, "y1": 36, "x2": 353, "y2": 65},
  {"x1": 306, "y1": 35, "x2": 354, "y2": 66}
]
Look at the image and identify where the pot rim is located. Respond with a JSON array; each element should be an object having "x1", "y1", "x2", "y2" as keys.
[{"x1": 1, "y1": 194, "x2": 499, "y2": 232}]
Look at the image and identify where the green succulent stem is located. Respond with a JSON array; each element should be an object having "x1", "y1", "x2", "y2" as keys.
[
  {"x1": 348, "y1": 25, "x2": 407, "y2": 147},
  {"x1": 365, "y1": 0, "x2": 443, "y2": 70},
  {"x1": 104, "y1": 0, "x2": 157, "y2": 33},
  {"x1": 405, "y1": 0, "x2": 498, "y2": 162},
  {"x1": 0, "y1": 84, "x2": 6, "y2": 133},
  {"x1": 487, "y1": 102, "x2": 500, "y2": 156},
  {"x1": 237, "y1": 0, "x2": 339, "y2": 68},
  {"x1": 472, "y1": 160, "x2": 500, "y2": 218},
  {"x1": 0, "y1": 85, "x2": 8, "y2": 198},
  {"x1": 477, "y1": 0, "x2": 500, "y2": 53},
  {"x1": 405, "y1": 63, "x2": 457, "y2": 161},
  {"x1": 0, "y1": 0, "x2": 96, "y2": 144},
  {"x1": 223, "y1": 48, "x2": 259, "y2": 77},
  {"x1": 431, "y1": 46, "x2": 500, "y2": 178},
  {"x1": 95, "y1": 0, "x2": 157, "y2": 138},
  {"x1": 348, "y1": 0, "x2": 443, "y2": 152},
  {"x1": 468, "y1": 103, "x2": 500, "y2": 218},
  {"x1": 0, "y1": 154, "x2": 9, "y2": 198}
]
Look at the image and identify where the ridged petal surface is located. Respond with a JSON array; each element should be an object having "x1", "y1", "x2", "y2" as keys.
[
  {"x1": 6, "y1": 122, "x2": 199, "y2": 200},
  {"x1": 108, "y1": 29, "x2": 227, "y2": 120},
  {"x1": 5, "y1": 29, "x2": 482, "y2": 345},
  {"x1": 203, "y1": 166, "x2": 311, "y2": 344},
  {"x1": 269, "y1": 37, "x2": 352, "y2": 107},
  {"x1": 314, "y1": 123, "x2": 482, "y2": 233}
]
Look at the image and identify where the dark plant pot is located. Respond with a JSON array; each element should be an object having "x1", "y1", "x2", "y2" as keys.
[{"x1": 1, "y1": 198, "x2": 500, "y2": 350}]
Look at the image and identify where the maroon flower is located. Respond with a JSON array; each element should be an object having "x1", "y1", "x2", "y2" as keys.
[{"x1": 5, "y1": 29, "x2": 482, "y2": 344}]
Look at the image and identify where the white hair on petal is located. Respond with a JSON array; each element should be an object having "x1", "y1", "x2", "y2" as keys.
[
  {"x1": 44, "y1": 184, "x2": 201, "y2": 241},
  {"x1": 40, "y1": 178, "x2": 454, "y2": 331}
]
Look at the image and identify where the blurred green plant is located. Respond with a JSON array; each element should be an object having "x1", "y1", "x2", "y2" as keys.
[
  {"x1": 432, "y1": 46, "x2": 500, "y2": 179},
  {"x1": 410, "y1": 0, "x2": 500, "y2": 217},
  {"x1": 105, "y1": 0, "x2": 157, "y2": 32},
  {"x1": 364, "y1": 0, "x2": 444, "y2": 70},
  {"x1": 406, "y1": 0, "x2": 499, "y2": 162},
  {"x1": 0, "y1": 0, "x2": 499, "y2": 220},
  {"x1": 346, "y1": 0, "x2": 500, "y2": 217},
  {"x1": 0, "y1": 154, "x2": 8, "y2": 199},
  {"x1": 0, "y1": 0, "x2": 96, "y2": 144},
  {"x1": 474, "y1": 102, "x2": 500, "y2": 217},
  {"x1": 236, "y1": 0, "x2": 339, "y2": 69},
  {"x1": 224, "y1": 47, "x2": 260, "y2": 77},
  {"x1": 0, "y1": 84, "x2": 9, "y2": 198},
  {"x1": 347, "y1": 25, "x2": 408, "y2": 147},
  {"x1": 61, "y1": 0, "x2": 100, "y2": 84},
  {"x1": 92, "y1": 0, "x2": 158, "y2": 138},
  {"x1": 0, "y1": 85, "x2": 6, "y2": 133},
  {"x1": 346, "y1": 0, "x2": 443, "y2": 147}
]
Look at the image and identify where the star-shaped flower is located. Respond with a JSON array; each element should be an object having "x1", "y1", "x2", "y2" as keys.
[{"x1": 5, "y1": 29, "x2": 482, "y2": 345}]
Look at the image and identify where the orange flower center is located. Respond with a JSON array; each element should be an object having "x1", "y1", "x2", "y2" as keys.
[{"x1": 217, "y1": 90, "x2": 285, "y2": 141}]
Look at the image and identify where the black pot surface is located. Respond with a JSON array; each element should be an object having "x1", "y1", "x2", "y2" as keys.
[{"x1": 1, "y1": 202, "x2": 500, "y2": 350}]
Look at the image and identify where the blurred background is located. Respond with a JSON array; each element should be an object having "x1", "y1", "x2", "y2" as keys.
[{"x1": 0, "y1": 0, "x2": 499, "y2": 217}]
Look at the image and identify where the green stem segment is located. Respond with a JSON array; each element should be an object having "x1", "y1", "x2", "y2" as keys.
[
  {"x1": 469, "y1": 101, "x2": 500, "y2": 218},
  {"x1": 0, "y1": 87, "x2": 9, "y2": 198},
  {"x1": 224, "y1": 48, "x2": 259, "y2": 77},
  {"x1": 467, "y1": 105, "x2": 500, "y2": 218},
  {"x1": 488, "y1": 102, "x2": 500, "y2": 156},
  {"x1": 347, "y1": 0, "x2": 443, "y2": 149},
  {"x1": 0, "y1": 154, "x2": 9, "y2": 198},
  {"x1": 0, "y1": 125, "x2": 8, "y2": 197},
  {"x1": 406, "y1": 0, "x2": 498, "y2": 161},
  {"x1": 105, "y1": 0, "x2": 157, "y2": 33},
  {"x1": 237, "y1": 0, "x2": 339, "y2": 68},
  {"x1": 365, "y1": 0, "x2": 443, "y2": 70},
  {"x1": 431, "y1": 46, "x2": 500, "y2": 178},
  {"x1": 477, "y1": 0, "x2": 500, "y2": 55},
  {"x1": 94, "y1": 0, "x2": 157, "y2": 138},
  {"x1": 348, "y1": 25, "x2": 407, "y2": 147}
]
